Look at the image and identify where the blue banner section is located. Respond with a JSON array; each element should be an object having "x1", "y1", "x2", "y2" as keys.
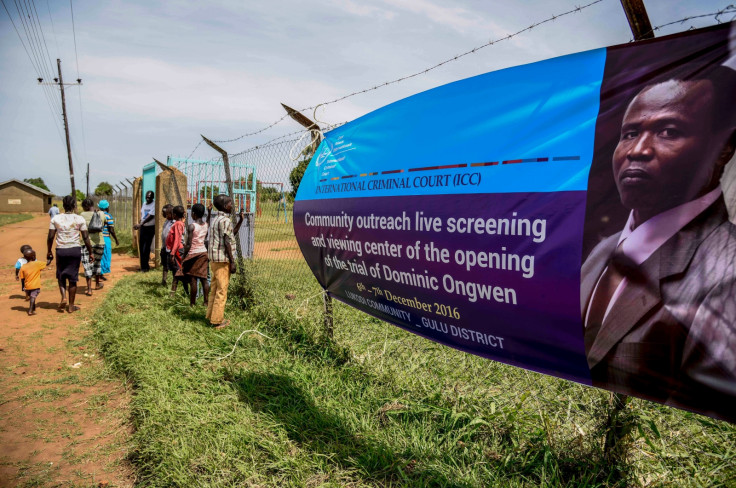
[
  {"x1": 297, "y1": 48, "x2": 606, "y2": 201},
  {"x1": 293, "y1": 22, "x2": 736, "y2": 423}
]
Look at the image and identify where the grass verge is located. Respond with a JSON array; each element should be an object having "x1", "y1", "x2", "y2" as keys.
[
  {"x1": 91, "y1": 261, "x2": 736, "y2": 487},
  {"x1": 0, "y1": 213, "x2": 33, "y2": 227}
]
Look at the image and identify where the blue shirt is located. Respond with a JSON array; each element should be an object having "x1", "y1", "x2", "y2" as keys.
[{"x1": 102, "y1": 212, "x2": 114, "y2": 237}]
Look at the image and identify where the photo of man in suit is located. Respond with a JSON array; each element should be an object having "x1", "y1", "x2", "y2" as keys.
[{"x1": 581, "y1": 67, "x2": 736, "y2": 422}]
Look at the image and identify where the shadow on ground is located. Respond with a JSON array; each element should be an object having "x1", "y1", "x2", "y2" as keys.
[{"x1": 228, "y1": 371, "x2": 464, "y2": 487}]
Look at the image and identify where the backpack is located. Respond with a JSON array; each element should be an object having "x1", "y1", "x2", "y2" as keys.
[{"x1": 88, "y1": 211, "x2": 104, "y2": 233}]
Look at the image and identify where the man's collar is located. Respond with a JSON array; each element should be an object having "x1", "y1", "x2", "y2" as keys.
[{"x1": 618, "y1": 186, "x2": 722, "y2": 265}]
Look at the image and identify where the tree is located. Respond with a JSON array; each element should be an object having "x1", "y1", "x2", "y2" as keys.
[
  {"x1": 23, "y1": 177, "x2": 50, "y2": 192},
  {"x1": 75, "y1": 189, "x2": 85, "y2": 201},
  {"x1": 94, "y1": 181, "x2": 114, "y2": 196},
  {"x1": 289, "y1": 159, "x2": 310, "y2": 198},
  {"x1": 199, "y1": 185, "x2": 220, "y2": 199}
]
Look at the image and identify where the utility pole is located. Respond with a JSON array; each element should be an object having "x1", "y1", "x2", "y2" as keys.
[
  {"x1": 86, "y1": 162, "x2": 90, "y2": 197},
  {"x1": 620, "y1": 0, "x2": 654, "y2": 40},
  {"x1": 38, "y1": 59, "x2": 82, "y2": 198}
]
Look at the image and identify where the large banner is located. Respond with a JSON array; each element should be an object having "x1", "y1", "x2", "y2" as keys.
[{"x1": 294, "y1": 23, "x2": 736, "y2": 423}]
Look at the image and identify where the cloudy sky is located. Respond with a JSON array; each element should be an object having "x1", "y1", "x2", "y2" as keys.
[{"x1": 0, "y1": 0, "x2": 730, "y2": 195}]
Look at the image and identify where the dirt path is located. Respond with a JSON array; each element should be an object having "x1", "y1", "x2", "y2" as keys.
[{"x1": 0, "y1": 214, "x2": 137, "y2": 487}]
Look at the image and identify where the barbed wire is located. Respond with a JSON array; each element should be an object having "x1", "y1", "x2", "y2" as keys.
[
  {"x1": 629, "y1": 4, "x2": 736, "y2": 42},
  {"x1": 192, "y1": 0, "x2": 605, "y2": 151},
  {"x1": 187, "y1": 2, "x2": 735, "y2": 161},
  {"x1": 230, "y1": 121, "x2": 348, "y2": 158}
]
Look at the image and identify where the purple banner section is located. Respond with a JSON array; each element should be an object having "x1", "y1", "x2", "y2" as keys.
[{"x1": 294, "y1": 192, "x2": 592, "y2": 383}]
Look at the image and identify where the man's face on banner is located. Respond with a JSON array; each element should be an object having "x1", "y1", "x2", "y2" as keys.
[{"x1": 612, "y1": 79, "x2": 723, "y2": 222}]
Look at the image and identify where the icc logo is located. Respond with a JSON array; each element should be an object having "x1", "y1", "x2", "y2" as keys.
[{"x1": 314, "y1": 140, "x2": 334, "y2": 167}]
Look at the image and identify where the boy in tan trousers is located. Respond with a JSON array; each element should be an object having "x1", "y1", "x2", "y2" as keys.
[{"x1": 206, "y1": 194, "x2": 245, "y2": 329}]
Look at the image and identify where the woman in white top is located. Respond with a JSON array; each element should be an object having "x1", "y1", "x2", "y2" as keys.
[{"x1": 47, "y1": 195, "x2": 94, "y2": 313}]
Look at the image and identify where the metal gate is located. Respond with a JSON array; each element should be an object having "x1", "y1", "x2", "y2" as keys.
[{"x1": 167, "y1": 156, "x2": 257, "y2": 257}]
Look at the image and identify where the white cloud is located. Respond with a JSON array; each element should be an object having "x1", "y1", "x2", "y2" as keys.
[
  {"x1": 79, "y1": 55, "x2": 367, "y2": 125},
  {"x1": 333, "y1": 0, "x2": 397, "y2": 20}
]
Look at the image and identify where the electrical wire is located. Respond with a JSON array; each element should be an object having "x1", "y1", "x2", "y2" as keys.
[
  {"x1": 1, "y1": 0, "x2": 65, "y2": 146},
  {"x1": 45, "y1": 0, "x2": 59, "y2": 58},
  {"x1": 69, "y1": 0, "x2": 88, "y2": 166}
]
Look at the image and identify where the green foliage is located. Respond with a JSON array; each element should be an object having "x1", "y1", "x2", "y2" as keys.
[
  {"x1": 227, "y1": 258, "x2": 257, "y2": 310},
  {"x1": 288, "y1": 159, "x2": 310, "y2": 198},
  {"x1": 200, "y1": 185, "x2": 220, "y2": 199},
  {"x1": 75, "y1": 189, "x2": 85, "y2": 201},
  {"x1": 94, "y1": 181, "x2": 113, "y2": 196},
  {"x1": 90, "y1": 264, "x2": 736, "y2": 487},
  {"x1": 259, "y1": 186, "x2": 281, "y2": 202},
  {"x1": 23, "y1": 177, "x2": 50, "y2": 191}
]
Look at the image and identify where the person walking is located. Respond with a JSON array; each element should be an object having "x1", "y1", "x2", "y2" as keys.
[
  {"x1": 47, "y1": 195, "x2": 94, "y2": 313},
  {"x1": 48, "y1": 203, "x2": 59, "y2": 219},
  {"x1": 97, "y1": 200, "x2": 118, "y2": 280},
  {"x1": 134, "y1": 191, "x2": 156, "y2": 272},
  {"x1": 79, "y1": 198, "x2": 106, "y2": 294}
]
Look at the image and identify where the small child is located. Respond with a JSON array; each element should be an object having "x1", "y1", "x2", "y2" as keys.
[
  {"x1": 181, "y1": 203, "x2": 210, "y2": 307},
  {"x1": 166, "y1": 205, "x2": 189, "y2": 297},
  {"x1": 160, "y1": 204, "x2": 174, "y2": 286},
  {"x1": 18, "y1": 248, "x2": 48, "y2": 316},
  {"x1": 15, "y1": 244, "x2": 32, "y2": 300}
]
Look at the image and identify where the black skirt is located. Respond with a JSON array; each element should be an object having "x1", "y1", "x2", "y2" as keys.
[{"x1": 56, "y1": 247, "x2": 82, "y2": 283}]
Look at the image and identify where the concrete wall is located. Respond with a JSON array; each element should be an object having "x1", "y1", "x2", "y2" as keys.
[{"x1": 0, "y1": 182, "x2": 51, "y2": 213}]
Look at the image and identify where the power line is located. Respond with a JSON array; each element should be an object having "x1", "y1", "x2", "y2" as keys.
[
  {"x1": 69, "y1": 0, "x2": 88, "y2": 165},
  {"x1": 69, "y1": 0, "x2": 80, "y2": 77},
  {"x1": 1, "y1": 0, "x2": 65, "y2": 143},
  {"x1": 29, "y1": 0, "x2": 56, "y2": 76},
  {"x1": 207, "y1": 0, "x2": 605, "y2": 145},
  {"x1": 12, "y1": 0, "x2": 60, "y2": 117},
  {"x1": 1, "y1": 0, "x2": 41, "y2": 76},
  {"x1": 24, "y1": 0, "x2": 63, "y2": 118},
  {"x1": 44, "y1": 0, "x2": 59, "y2": 58}
]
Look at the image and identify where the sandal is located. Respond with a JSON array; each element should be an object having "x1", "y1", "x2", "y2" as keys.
[
  {"x1": 94, "y1": 284, "x2": 104, "y2": 290},
  {"x1": 66, "y1": 305, "x2": 80, "y2": 313},
  {"x1": 212, "y1": 320, "x2": 230, "y2": 330}
]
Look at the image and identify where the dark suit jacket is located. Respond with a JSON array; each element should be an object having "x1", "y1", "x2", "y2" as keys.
[{"x1": 581, "y1": 197, "x2": 736, "y2": 422}]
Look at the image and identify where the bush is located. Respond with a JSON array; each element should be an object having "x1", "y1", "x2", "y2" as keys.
[{"x1": 227, "y1": 258, "x2": 257, "y2": 310}]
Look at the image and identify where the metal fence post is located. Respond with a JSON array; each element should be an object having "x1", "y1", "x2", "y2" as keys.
[
  {"x1": 201, "y1": 135, "x2": 242, "y2": 261},
  {"x1": 323, "y1": 292, "x2": 334, "y2": 339}
]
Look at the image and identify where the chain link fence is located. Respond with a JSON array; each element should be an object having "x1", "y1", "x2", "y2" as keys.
[
  {"x1": 229, "y1": 132, "x2": 315, "y2": 265},
  {"x1": 107, "y1": 180, "x2": 134, "y2": 245}
]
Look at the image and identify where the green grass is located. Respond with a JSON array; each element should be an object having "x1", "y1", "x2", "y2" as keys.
[
  {"x1": 255, "y1": 200, "x2": 295, "y2": 243},
  {"x1": 0, "y1": 213, "x2": 33, "y2": 227},
  {"x1": 90, "y1": 262, "x2": 736, "y2": 487},
  {"x1": 112, "y1": 229, "x2": 137, "y2": 257}
]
